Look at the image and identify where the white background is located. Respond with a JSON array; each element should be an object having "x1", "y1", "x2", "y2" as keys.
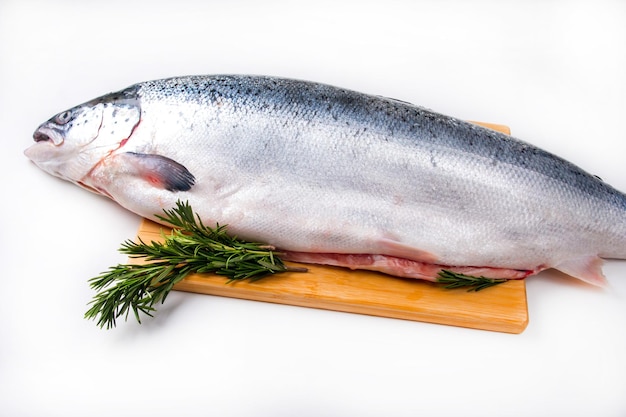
[{"x1": 1, "y1": 1, "x2": 626, "y2": 416}]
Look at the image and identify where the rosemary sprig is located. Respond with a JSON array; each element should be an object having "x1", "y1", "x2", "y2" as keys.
[
  {"x1": 85, "y1": 200, "x2": 306, "y2": 329},
  {"x1": 436, "y1": 269, "x2": 507, "y2": 292},
  {"x1": 85, "y1": 201, "x2": 508, "y2": 328}
]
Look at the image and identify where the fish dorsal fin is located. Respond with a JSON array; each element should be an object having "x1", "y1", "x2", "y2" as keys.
[{"x1": 554, "y1": 256, "x2": 607, "y2": 287}]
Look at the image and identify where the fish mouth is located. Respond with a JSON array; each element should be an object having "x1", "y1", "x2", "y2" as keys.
[
  {"x1": 32, "y1": 125, "x2": 64, "y2": 146},
  {"x1": 24, "y1": 126, "x2": 65, "y2": 162},
  {"x1": 34, "y1": 130, "x2": 51, "y2": 142}
]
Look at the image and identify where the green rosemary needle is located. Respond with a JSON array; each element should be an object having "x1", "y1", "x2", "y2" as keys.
[
  {"x1": 85, "y1": 200, "x2": 306, "y2": 329},
  {"x1": 436, "y1": 269, "x2": 508, "y2": 292}
]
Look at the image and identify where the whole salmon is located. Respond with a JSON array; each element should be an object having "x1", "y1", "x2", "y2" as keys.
[{"x1": 24, "y1": 75, "x2": 626, "y2": 285}]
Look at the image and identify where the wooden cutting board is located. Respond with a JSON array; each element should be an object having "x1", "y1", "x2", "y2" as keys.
[{"x1": 134, "y1": 122, "x2": 529, "y2": 334}]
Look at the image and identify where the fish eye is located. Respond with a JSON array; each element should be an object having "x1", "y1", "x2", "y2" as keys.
[{"x1": 54, "y1": 110, "x2": 73, "y2": 125}]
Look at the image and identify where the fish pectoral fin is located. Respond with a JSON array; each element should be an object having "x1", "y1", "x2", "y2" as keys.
[
  {"x1": 118, "y1": 152, "x2": 195, "y2": 192},
  {"x1": 554, "y1": 255, "x2": 607, "y2": 287}
]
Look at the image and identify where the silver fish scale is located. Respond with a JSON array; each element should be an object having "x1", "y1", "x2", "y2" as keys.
[{"x1": 127, "y1": 76, "x2": 626, "y2": 260}]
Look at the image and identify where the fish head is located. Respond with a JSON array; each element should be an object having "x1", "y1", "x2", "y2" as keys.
[{"x1": 24, "y1": 91, "x2": 141, "y2": 188}]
